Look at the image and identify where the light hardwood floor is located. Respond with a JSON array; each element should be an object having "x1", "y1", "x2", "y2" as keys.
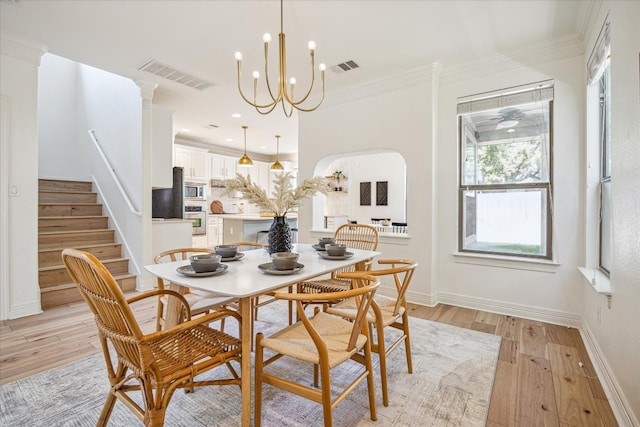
[{"x1": 1, "y1": 297, "x2": 618, "y2": 426}]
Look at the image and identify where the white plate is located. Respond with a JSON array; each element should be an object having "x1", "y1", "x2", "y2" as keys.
[
  {"x1": 258, "y1": 262, "x2": 305, "y2": 275},
  {"x1": 220, "y1": 252, "x2": 245, "y2": 262},
  {"x1": 311, "y1": 244, "x2": 326, "y2": 251},
  {"x1": 176, "y1": 264, "x2": 228, "y2": 277},
  {"x1": 318, "y1": 251, "x2": 354, "y2": 260}
]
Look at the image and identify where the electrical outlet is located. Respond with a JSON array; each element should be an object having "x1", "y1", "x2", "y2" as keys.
[
  {"x1": 596, "y1": 306, "x2": 602, "y2": 325},
  {"x1": 230, "y1": 227, "x2": 234, "y2": 235}
]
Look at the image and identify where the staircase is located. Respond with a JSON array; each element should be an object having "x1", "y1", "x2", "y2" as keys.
[{"x1": 38, "y1": 178, "x2": 137, "y2": 309}]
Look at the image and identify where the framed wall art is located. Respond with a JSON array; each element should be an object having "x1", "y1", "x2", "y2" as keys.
[
  {"x1": 360, "y1": 182, "x2": 371, "y2": 206},
  {"x1": 376, "y1": 181, "x2": 388, "y2": 206}
]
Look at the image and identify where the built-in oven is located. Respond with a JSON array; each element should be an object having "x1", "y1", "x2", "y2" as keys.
[
  {"x1": 184, "y1": 205, "x2": 206, "y2": 235},
  {"x1": 184, "y1": 182, "x2": 206, "y2": 200}
]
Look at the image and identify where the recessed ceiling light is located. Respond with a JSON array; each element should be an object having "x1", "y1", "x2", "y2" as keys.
[
  {"x1": 259, "y1": 145, "x2": 267, "y2": 150},
  {"x1": 226, "y1": 138, "x2": 233, "y2": 142},
  {"x1": 181, "y1": 128, "x2": 191, "y2": 132},
  {"x1": 507, "y1": 128, "x2": 516, "y2": 133},
  {"x1": 231, "y1": 113, "x2": 242, "y2": 118}
]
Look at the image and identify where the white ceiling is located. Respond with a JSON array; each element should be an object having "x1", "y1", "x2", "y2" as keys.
[{"x1": 0, "y1": 0, "x2": 587, "y2": 156}]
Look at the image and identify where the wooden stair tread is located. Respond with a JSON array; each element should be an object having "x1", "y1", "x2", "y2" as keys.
[
  {"x1": 39, "y1": 229, "x2": 112, "y2": 236},
  {"x1": 39, "y1": 257, "x2": 128, "y2": 272},
  {"x1": 40, "y1": 273, "x2": 136, "y2": 293},
  {"x1": 38, "y1": 242, "x2": 121, "y2": 253},
  {"x1": 39, "y1": 202, "x2": 100, "y2": 205},
  {"x1": 39, "y1": 189, "x2": 96, "y2": 194},
  {"x1": 39, "y1": 215, "x2": 107, "y2": 220}
]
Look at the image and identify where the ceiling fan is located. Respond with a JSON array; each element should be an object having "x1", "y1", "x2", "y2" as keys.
[{"x1": 479, "y1": 107, "x2": 526, "y2": 130}]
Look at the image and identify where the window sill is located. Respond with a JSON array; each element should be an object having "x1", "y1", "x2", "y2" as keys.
[
  {"x1": 577, "y1": 266, "x2": 611, "y2": 296},
  {"x1": 452, "y1": 251, "x2": 560, "y2": 273}
]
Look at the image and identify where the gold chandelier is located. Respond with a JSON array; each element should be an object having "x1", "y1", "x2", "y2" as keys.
[
  {"x1": 271, "y1": 135, "x2": 284, "y2": 172},
  {"x1": 234, "y1": 0, "x2": 326, "y2": 117},
  {"x1": 238, "y1": 125, "x2": 253, "y2": 167}
]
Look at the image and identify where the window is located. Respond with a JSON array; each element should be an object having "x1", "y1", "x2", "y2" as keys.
[
  {"x1": 457, "y1": 82, "x2": 554, "y2": 259},
  {"x1": 593, "y1": 22, "x2": 612, "y2": 275}
]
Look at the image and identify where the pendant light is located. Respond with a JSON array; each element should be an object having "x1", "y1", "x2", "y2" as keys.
[
  {"x1": 271, "y1": 135, "x2": 284, "y2": 172},
  {"x1": 238, "y1": 125, "x2": 254, "y2": 167}
]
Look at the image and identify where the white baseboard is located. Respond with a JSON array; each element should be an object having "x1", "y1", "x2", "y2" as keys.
[
  {"x1": 9, "y1": 300, "x2": 42, "y2": 319},
  {"x1": 438, "y1": 291, "x2": 582, "y2": 328},
  {"x1": 580, "y1": 321, "x2": 639, "y2": 427}
]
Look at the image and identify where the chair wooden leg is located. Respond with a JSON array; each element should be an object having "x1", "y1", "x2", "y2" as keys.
[
  {"x1": 403, "y1": 312, "x2": 413, "y2": 373},
  {"x1": 376, "y1": 322, "x2": 389, "y2": 407},
  {"x1": 313, "y1": 364, "x2": 320, "y2": 388},
  {"x1": 255, "y1": 333, "x2": 264, "y2": 427},
  {"x1": 364, "y1": 340, "x2": 377, "y2": 421},
  {"x1": 320, "y1": 364, "x2": 333, "y2": 427}
]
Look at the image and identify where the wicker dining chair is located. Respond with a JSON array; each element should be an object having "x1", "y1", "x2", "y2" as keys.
[
  {"x1": 326, "y1": 259, "x2": 418, "y2": 406},
  {"x1": 62, "y1": 248, "x2": 242, "y2": 427},
  {"x1": 154, "y1": 247, "x2": 238, "y2": 331},
  {"x1": 255, "y1": 272, "x2": 380, "y2": 427},
  {"x1": 296, "y1": 223, "x2": 379, "y2": 312}
]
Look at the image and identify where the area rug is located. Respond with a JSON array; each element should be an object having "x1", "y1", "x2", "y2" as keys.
[{"x1": 0, "y1": 301, "x2": 501, "y2": 426}]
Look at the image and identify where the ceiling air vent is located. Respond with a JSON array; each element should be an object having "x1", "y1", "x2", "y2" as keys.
[
  {"x1": 330, "y1": 60, "x2": 360, "y2": 73},
  {"x1": 138, "y1": 59, "x2": 215, "y2": 91}
]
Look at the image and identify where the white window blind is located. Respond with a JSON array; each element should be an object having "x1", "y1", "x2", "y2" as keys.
[{"x1": 587, "y1": 15, "x2": 610, "y2": 86}]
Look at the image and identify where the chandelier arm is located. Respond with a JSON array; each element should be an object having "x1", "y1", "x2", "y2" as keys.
[
  {"x1": 263, "y1": 39, "x2": 281, "y2": 104},
  {"x1": 284, "y1": 51, "x2": 315, "y2": 106},
  {"x1": 287, "y1": 74, "x2": 325, "y2": 113},
  {"x1": 281, "y1": 97, "x2": 295, "y2": 118},
  {"x1": 255, "y1": 101, "x2": 280, "y2": 115},
  {"x1": 236, "y1": 61, "x2": 277, "y2": 109}
]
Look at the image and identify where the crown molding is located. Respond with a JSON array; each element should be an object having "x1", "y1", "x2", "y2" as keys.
[
  {"x1": 0, "y1": 34, "x2": 48, "y2": 65},
  {"x1": 320, "y1": 64, "x2": 435, "y2": 108},
  {"x1": 440, "y1": 34, "x2": 584, "y2": 84}
]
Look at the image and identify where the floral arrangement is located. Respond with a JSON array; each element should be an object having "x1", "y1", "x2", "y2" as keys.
[{"x1": 224, "y1": 172, "x2": 328, "y2": 217}]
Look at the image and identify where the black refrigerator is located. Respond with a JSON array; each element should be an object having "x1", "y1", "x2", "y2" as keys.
[{"x1": 152, "y1": 167, "x2": 184, "y2": 219}]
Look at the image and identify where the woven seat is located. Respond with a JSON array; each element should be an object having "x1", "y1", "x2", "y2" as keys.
[
  {"x1": 154, "y1": 247, "x2": 238, "y2": 331},
  {"x1": 255, "y1": 272, "x2": 380, "y2": 427},
  {"x1": 326, "y1": 259, "x2": 418, "y2": 406},
  {"x1": 62, "y1": 248, "x2": 242, "y2": 427},
  {"x1": 297, "y1": 224, "x2": 379, "y2": 312}
]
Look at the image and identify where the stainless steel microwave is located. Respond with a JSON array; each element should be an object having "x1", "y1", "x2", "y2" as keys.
[{"x1": 184, "y1": 182, "x2": 205, "y2": 200}]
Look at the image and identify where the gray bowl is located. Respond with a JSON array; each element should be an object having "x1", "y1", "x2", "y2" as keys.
[
  {"x1": 215, "y1": 245, "x2": 238, "y2": 258},
  {"x1": 189, "y1": 253, "x2": 221, "y2": 273},
  {"x1": 318, "y1": 237, "x2": 336, "y2": 248},
  {"x1": 325, "y1": 243, "x2": 347, "y2": 256},
  {"x1": 271, "y1": 252, "x2": 299, "y2": 270}
]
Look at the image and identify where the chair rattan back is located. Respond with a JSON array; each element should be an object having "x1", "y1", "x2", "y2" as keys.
[
  {"x1": 62, "y1": 248, "x2": 146, "y2": 372},
  {"x1": 331, "y1": 223, "x2": 378, "y2": 277}
]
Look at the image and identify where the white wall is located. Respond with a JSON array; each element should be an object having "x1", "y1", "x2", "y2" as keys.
[
  {"x1": 330, "y1": 152, "x2": 407, "y2": 225},
  {"x1": 299, "y1": 72, "x2": 434, "y2": 305},
  {"x1": 38, "y1": 54, "x2": 78, "y2": 178},
  {"x1": 0, "y1": 36, "x2": 46, "y2": 318},
  {"x1": 580, "y1": 2, "x2": 640, "y2": 424}
]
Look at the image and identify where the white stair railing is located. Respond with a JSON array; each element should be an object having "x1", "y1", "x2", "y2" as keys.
[{"x1": 88, "y1": 129, "x2": 142, "y2": 217}]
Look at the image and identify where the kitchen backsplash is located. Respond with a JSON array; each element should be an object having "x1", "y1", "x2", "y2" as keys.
[{"x1": 208, "y1": 187, "x2": 260, "y2": 214}]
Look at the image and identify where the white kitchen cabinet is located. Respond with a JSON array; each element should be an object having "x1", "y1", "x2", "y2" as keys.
[
  {"x1": 207, "y1": 216, "x2": 223, "y2": 247},
  {"x1": 192, "y1": 234, "x2": 208, "y2": 248},
  {"x1": 210, "y1": 154, "x2": 237, "y2": 179},
  {"x1": 151, "y1": 105, "x2": 174, "y2": 188},
  {"x1": 257, "y1": 162, "x2": 271, "y2": 194},
  {"x1": 174, "y1": 145, "x2": 207, "y2": 182}
]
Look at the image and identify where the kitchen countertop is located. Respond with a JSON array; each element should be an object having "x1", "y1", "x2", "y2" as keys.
[
  {"x1": 208, "y1": 213, "x2": 298, "y2": 220},
  {"x1": 152, "y1": 218, "x2": 192, "y2": 223}
]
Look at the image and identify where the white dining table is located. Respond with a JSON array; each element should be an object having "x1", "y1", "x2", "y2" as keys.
[{"x1": 144, "y1": 242, "x2": 381, "y2": 427}]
